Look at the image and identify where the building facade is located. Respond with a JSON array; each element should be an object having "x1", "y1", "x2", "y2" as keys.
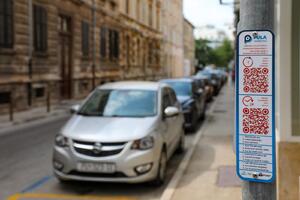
[
  {"x1": 183, "y1": 18, "x2": 195, "y2": 76},
  {"x1": 118, "y1": 0, "x2": 164, "y2": 80},
  {"x1": 0, "y1": 0, "x2": 165, "y2": 112},
  {"x1": 161, "y1": 0, "x2": 184, "y2": 78},
  {"x1": 276, "y1": 0, "x2": 300, "y2": 199}
]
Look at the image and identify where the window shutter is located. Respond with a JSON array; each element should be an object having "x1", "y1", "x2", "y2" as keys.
[
  {"x1": 82, "y1": 21, "x2": 89, "y2": 57},
  {"x1": 34, "y1": 5, "x2": 47, "y2": 52},
  {"x1": 0, "y1": 0, "x2": 13, "y2": 48},
  {"x1": 100, "y1": 27, "x2": 106, "y2": 58},
  {"x1": 109, "y1": 29, "x2": 113, "y2": 60}
]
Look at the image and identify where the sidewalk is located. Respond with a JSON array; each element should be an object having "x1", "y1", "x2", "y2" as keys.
[
  {"x1": 0, "y1": 99, "x2": 81, "y2": 132},
  {"x1": 172, "y1": 83, "x2": 242, "y2": 200}
]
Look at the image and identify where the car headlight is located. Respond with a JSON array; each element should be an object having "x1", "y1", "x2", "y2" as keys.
[
  {"x1": 55, "y1": 134, "x2": 69, "y2": 147},
  {"x1": 131, "y1": 136, "x2": 154, "y2": 150}
]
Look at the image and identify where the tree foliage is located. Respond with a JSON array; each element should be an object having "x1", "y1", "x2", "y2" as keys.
[{"x1": 195, "y1": 38, "x2": 234, "y2": 68}]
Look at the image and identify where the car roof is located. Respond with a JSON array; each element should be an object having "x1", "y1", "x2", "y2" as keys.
[
  {"x1": 97, "y1": 81, "x2": 168, "y2": 91},
  {"x1": 160, "y1": 78, "x2": 194, "y2": 83}
]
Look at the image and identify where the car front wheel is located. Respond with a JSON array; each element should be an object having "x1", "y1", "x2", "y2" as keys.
[{"x1": 152, "y1": 149, "x2": 167, "y2": 186}]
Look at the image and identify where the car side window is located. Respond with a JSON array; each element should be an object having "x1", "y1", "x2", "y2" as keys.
[
  {"x1": 168, "y1": 88, "x2": 178, "y2": 106},
  {"x1": 162, "y1": 88, "x2": 172, "y2": 110}
]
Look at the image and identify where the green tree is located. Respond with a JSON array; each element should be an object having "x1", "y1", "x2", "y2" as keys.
[
  {"x1": 213, "y1": 38, "x2": 234, "y2": 67},
  {"x1": 195, "y1": 39, "x2": 213, "y2": 67},
  {"x1": 195, "y1": 38, "x2": 234, "y2": 69}
]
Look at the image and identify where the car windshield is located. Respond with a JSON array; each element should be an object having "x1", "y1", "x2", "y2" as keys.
[
  {"x1": 78, "y1": 89, "x2": 157, "y2": 117},
  {"x1": 165, "y1": 81, "x2": 192, "y2": 96},
  {"x1": 197, "y1": 71, "x2": 212, "y2": 79}
]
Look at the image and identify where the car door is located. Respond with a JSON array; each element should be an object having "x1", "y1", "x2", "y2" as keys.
[
  {"x1": 192, "y1": 81, "x2": 202, "y2": 116},
  {"x1": 197, "y1": 80, "x2": 206, "y2": 114},
  {"x1": 168, "y1": 88, "x2": 183, "y2": 152},
  {"x1": 161, "y1": 88, "x2": 174, "y2": 157}
]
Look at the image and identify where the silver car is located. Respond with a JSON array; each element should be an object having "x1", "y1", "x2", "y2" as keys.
[{"x1": 53, "y1": 81, "x2": 185, "y2": 185}]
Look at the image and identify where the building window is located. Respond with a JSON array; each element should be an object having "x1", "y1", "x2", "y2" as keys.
[
  {"x1": 148, "y1": 1, "x2": 153, "y2": 27},
  {"x1": 33, "y1": 5, "x2": 47, "y2": 52},
  {"x1": 136, "y1": 0, "x2": 140, "y2": 21},
  {"x1": 148, "y1": 42, "x2": 153, "y2": 64},
  {"x1": 100, "y1": 27, "x2": 107, "y2": 58},
  {"x1": 34, "y1": 87, "x2": 45, "y2": 98},
  {"x1": 126, "y1": 0, "x2": 130, "y2": 14},
  {"x1": 81, "y1": 21, "x2": 89, "y2": 57},
  {"x1": 126, "y1": 36, "x2": 130, "y2": 66},
  {"x1": 0, "y1": 0, "x2": 13, "y2": 48},
  {"x1": 109, "y1": 29, "x2": 119, "y2": 61},
  {"x1": 156, "y1": 3, "x2": 160, "y2": 30},
  {"x1": 292, "y1": 0, "x2": 300, "y2": 135},
  {"x1": 0, "y1": 91, "x2": 10, "y2": 104}
]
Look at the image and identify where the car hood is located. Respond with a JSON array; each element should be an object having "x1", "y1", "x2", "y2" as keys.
[
  {"x1": 61, "y1": 115, "x2": 158, "y2": 142},
  {"x1": 177, "y1": 95, "x2": 191, "y2": 105}
]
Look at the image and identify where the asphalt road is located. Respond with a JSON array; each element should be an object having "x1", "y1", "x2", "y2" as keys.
[{"x1": 0, "y1": 115, "x2": 193, "y2": 200}]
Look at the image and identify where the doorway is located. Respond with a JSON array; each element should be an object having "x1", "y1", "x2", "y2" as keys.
[{"x1": 58, "y1": 15, "x2": 72, "y2": 99}]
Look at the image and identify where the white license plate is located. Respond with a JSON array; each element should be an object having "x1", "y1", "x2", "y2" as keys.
[{"x1": 77, "y1": 162, "x2": 116, "y2": 173}]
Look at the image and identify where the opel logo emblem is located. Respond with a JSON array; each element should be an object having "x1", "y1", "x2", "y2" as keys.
[{"x1": 93, "y1": 142, "x2": 102, "y2": 154}]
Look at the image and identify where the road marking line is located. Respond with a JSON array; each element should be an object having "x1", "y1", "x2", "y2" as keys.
[
  {"x1": 160, "y1": 94, "x2": 219, "y2": 200},
  {"x1": 21, "y1": 176, "x2": 52, "y2": 193},
  {"x1": 7, "y1": 193, "x2": 136, "y2": 200}
]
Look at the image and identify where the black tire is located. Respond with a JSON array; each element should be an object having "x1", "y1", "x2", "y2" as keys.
[
  {"x1": 152, "y1": 149, "x2": 167, "y2": 186},
  {"x1": 176, "y1": 129, "x2": 185, "y2": 154},
  {"x1": 200, "y1": 105, "x2": 206, "y2": 121},
  {"x1": 190, "y1": 110, "x2": 198, "y2": 132}
]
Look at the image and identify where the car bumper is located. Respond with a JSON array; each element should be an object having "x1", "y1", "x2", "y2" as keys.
[{"x1": 53, "y1": 142, "x2": 161, "y2": 183}]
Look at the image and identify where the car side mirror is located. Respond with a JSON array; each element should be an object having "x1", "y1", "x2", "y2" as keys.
[
  {"x1": 164, "y1": 106, "x2": 179, "y2": 118},
  {"x1": 70, "y1": 104, "x2": 80, "y2": 114}
]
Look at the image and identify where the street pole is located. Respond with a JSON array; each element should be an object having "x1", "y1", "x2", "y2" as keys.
[
  {"x1": 92, "y1": 0, "x2": 96, "y2": 89},
  {"x1": 28, "y1": 0, "x2": 33, "y2": 106},
  {"x1": 238, "y1": 0, "x2": 276, "y2": 199}
]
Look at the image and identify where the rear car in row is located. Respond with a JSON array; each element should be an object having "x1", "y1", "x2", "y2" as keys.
[{"x1": 160, "y1": 78, "x2": 206, "y2": 132}]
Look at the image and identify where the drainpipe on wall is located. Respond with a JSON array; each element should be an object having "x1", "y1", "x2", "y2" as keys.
[
  {"x1": 28, "y1": 0, "x2": 33, "y2": 106},
  {"x1": 92, "y1": 0, "x2": 96, "y2": 89}
]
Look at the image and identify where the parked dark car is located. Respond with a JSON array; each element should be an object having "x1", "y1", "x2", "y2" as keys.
[
  {"x1": 193, "y1": 74, "x2": 214, "y2": 102},
  {"x1": 215, "y1": 69, "x2": 228, "y2": 85},
  {"x1": 160, "y1": 78, "x2": 206, "y2": 132},
  {"x1": 197, "y1": 70, "x2": 222, "y2": 95}
]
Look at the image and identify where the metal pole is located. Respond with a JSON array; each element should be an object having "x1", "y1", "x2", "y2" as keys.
[
  {"x1": 47, "y1": 83, "x2": 51, "y2": 113},
  {"x1": 28, "y1": 0, "x2": 33, "y2": 106},
  {"x1": 9, "y1": 90, "x2": 14, "y2": 122},
  {"x1": 92, "y1": 0, "x2": 96, "y2": 89},
  {"x1": 238, "y1": 0, "x2": 276, "y2": 199}
]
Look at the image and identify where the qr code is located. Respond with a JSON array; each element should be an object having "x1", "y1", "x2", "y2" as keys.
[
  {"x1": 243, "y1": 67, "x2": 269, "y2": 93},
  {"x1": 242, "y1": 108, "x2": 270, "y2": 135}
]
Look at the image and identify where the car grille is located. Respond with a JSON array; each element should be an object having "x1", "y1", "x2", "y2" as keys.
[
  {"x1": 73, "y1": 140, "x2": 127, "y2": 157},
  {"x1": 69, "y1": 170, "x2": 128, "y2": 178},
  {"x1": 184, "y1": 112, "x2": 192, "y2": 124}
]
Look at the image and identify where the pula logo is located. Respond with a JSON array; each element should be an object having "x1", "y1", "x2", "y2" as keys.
[
  {"x1": 245, "y1": 32, "x2": 267, "y2": 44},
  {"x1": 244, "y1": 35, "x2": 252, "y2": 44}
]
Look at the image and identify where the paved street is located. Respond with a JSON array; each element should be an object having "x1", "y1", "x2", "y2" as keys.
[
  {"x1": 1, "y1": 113, "x2": 197, "y2": 200},
  {"x1": 0, "y1": 84, "x2": 237, "y2": 200}
]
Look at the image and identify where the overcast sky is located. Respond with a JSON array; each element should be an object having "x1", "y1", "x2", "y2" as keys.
[{"x1": 183, "y1": 0, "x2": 234, "y2": 40}]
